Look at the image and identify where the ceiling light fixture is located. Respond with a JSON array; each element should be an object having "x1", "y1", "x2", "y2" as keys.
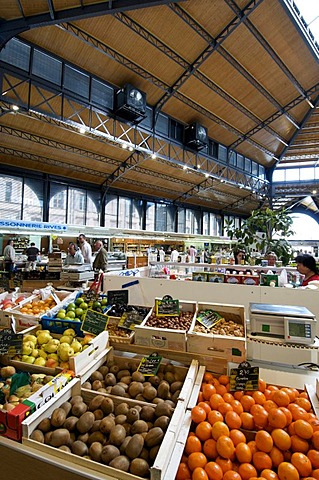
[
  {"x1": 79, "y1": 126, "x2": 86, "y2": 134},
  {"x1": 151, "y1": 153, "x2": 157, "y2": 159},
  {"x1": 312, "y1": 189, "x2": 317, "y2": 194},
  {"x1": 183, "y1": 165, "x2": 188, "y2": 170},
  {"x1": 205, "y1": 173, "x2": 209, "y2": 178},
  {"x1": 128, "y1": 146, "x2": 134, "y2": 152},
  {"x1": 11, "y1": 105, "x2": 19, "y2": 111},
  {"x1": 122, "y1": 143, "x2": 128, "y2": 149},
  {"x1": 306, "y1": 97, "x2": 315, "y2": 109}
]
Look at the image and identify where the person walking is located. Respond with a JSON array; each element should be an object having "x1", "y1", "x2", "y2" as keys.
[
  {"x1": 26, "y1": 242, "x2": 40, "y2": 270},
  {"x1": 3, "y1": 239, "x2": 15, "y2": 272},
  {"x1": 78, "y1": 233, "x2": 92, "y2": 265}
]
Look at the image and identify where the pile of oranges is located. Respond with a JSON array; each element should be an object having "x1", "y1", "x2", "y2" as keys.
[
  {"x1": 19, "y1": 296, "x2": 56, "y2": 316},
  {"x1": 176, "y1": 372, "x2": 319, "y2": 480}
]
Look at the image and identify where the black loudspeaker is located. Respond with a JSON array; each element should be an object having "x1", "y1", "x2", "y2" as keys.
[
  {"x1": 114, "y1": 84, "x2": 147, "y2": 123},
  {"x1": 184, "y1": 122, "x2": 208, "y2": 151}
]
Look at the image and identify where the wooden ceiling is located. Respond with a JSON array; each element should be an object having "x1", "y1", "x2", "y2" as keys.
[{"x1": 0, "y1": 0, "x2": 318, "y2": 216}]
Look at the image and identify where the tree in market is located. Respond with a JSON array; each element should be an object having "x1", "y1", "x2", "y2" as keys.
[{"x1": 225, "y1": 208, "x2": 295, "y2": 265}]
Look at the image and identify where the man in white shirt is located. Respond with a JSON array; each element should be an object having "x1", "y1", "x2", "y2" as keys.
[
  {"x1": 170, "y1": 248, "x2": 179, "y2": 262},
  {"x1": 78, "y1": 234, "x2": 92, "y2": 265}
]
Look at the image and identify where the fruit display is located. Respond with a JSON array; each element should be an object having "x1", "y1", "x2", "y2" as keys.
[
  {"x1": 11, "y1": 328, "x2": 93, "y2": 369},
  {"x1": 82, "y1": 358, "x2": 186, "y2": 406},
  {"x1": 192, "y1": 317, "x2": 245, "y2": 337},
  {"x1": 28, "y1": 389, "x2": 175, "y2": 478},
  {"x1": 13, "y1": 295, "x2": 57, "y2": 316},
  {"x1": 0, "y1": 293, "x2": 30, "y2": 311},
  {"x1": 107, "y1": 304, "x2": 150, "y2": 318},
  {"x1": 50, "y1": 294, "x2": 108, "y2": 324},
  {"x1": 176, "y1": 372, "x2": 319, "y2": 480},
  {"x1": 145, "y1": 311, "x2": 194, "y2": 330},
  {"x1": 0, "y1": 365, "x2": 54, "y2": 411}
]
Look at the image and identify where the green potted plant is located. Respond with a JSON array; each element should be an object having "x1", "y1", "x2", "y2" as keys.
[{"x1": 225, "y1": 208, "x2": 295, "y2": 266}]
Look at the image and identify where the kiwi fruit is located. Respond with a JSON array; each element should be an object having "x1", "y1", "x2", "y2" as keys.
[
  {"x1": 88, "y1": 395, "x2": 105, "y2": 411},
  {"x1": 130, "y1": 458, "x2": 150, "y2": 477},
  {"x1": 99, "y1": 415, "x2": 115, "y2": 434},
  {"x1": 114, "y1": 402, "x2": 130, "y2": 416},
  {"x1": 72, "y1": 401, "x2": 88, "y2": 417},
  {"x1": 30, "y1": 429, "x2": 44, "y2": 443},
  {"x1": 131, "y1": 371, "x2": 145, "y2": 383},
  {"x1": 50, "y1": 428, "x2": 71, "y2": 447},
  {"x1": 131, "y1": 419, "x2": 149, "y2": 434},
  {"x1": 140, "y1": 405, "x2": 155, "y2": 422},
  {"x1": 100, "y1": 397, "x2": 114, "y2": 415},
  {"x1": 104, "y1": 373, "x2": 117, "y2": 386},
  {"x1": 37, "y1": 417, "x2": 51, "y2": 433},
  {"x1": 128, "y1": 381, "x2": 144, "y2": 398},
  {"x1": 90, "y1": 371, "x2": 104, "y2": 382},
  {"x1": 63, "y1": 416, "x2": 78, "y2": 432},
  {"x1": 76, "y1": 411, "x2": 95, "y2": 434},
  {"x1": 101, "y1": 444, "x2": 120, "y2": 464},
  {"x1": 125, "y1": 433, "x2": 144, "y2": 459},
  {"x1": 60, "y1": 401, "x2": 72, "y2": 416},
  {"x1": 50, "y1": 407, "x2": 67, "y2": 427},
  {"x1": 143, "y1": 385, "x2": 157, "y2": 401},
  {"x1": 109, "y1": 424, "x2": 126, "y2": 446},
  {"x1": 126, "y1": 407, "x2": 140, "y2": 423},
  {"x1": 154, "y1": 415, "x2": 170, "y2": 431},
  {"x1": 71, "y1": 440, "x2": 88, "y2": 456},
  {"x1": 89, "y1": 442, "x2": 103, "y2": 462},
  {"x1": 109, "y1": 455, "x2": 130, "y2": 472}
]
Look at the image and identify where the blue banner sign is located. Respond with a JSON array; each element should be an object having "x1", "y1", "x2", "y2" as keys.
[{"x1": 0, "y1": 219, "x2": 67, "y2": 231}]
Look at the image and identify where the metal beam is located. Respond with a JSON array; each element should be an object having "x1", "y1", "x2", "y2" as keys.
[
  {"x1": 155, "y1": 0, "x2": 263, "y2": 112},
  {"x1": 0, "y1": 0, "x2": 186, "y2": 49}
]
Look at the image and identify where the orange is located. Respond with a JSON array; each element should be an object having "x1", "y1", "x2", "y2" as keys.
[
  {"x1": 215, "y1": 457, "x2": 232, "y2": 474},
  {"x1": 291, "y1": 452, "x2": 312, "y2": 477},
  {"x1": 229, "y1": 429, "x2": 246, "y2": 446},
  {"x1": 176, "y1": 462, "x2": 192, "y2": 480},
  {"x1": 208, "y1": 410, "x2": 224, "y2": 425},
  {"x1": 240, "y1": 412, "x2": 255, "y2": 430},
  {"x1": 263, "y1": 400, "x2": 278, "y2": 412},
  {"x1": 185, "y1": 435, "x2": 203, "y2": 455},
  {"x1": 223, "y1": 393, "x2": 234, "y2": 403},
  {"x1": 308, "y1": 417, "x2": 319, "y2": 433},
  {"x1": 278, "y1": 407, "x2": 292, "y2": 426},
  {"x1": 218, "y1": 375, "x2": 229, "y2": 386},
  {"x1": 203, "y1": 384, "x2": 217, "y2": 401},
  {"x1": 192, "y1": 467, "x2": 209, "y2": 480},
  {"x1": 288, "y1": 421, "x2": 296, "y2": 436},
  {"x1": 255, "y1": 430, "x2": 273, "y2": 453},
  {"x1": 233, "y1": 391, "x2": 244, "y2": 401},
  {"x1": 238, "y1": 462, "x2": 258, "y2": 480},
  {"x1": 267, "y1": 408, "x2": 287, "y2": 429},
  {"x1": 196, "y1": 422, "x2": 213, "y2": 442},
  {"x1": 253, "y1": 451, "x2": 272, "y2": 471},
  {"x1": 272, "y1": 389, "x2": 290, "y2": 407},
  {"x1": 268, "y1": 385, "x2": 279, "y2": 392},
  {"x1": 240, "y1": 395, "x2": 255, "y2": 412},
  {"x1": 307, "y1": 449, "x2": 319, "y2": 468},
  {"x1": 230, "y1": 400, "x2": 244, "y2": 415},
  {"x1": 291, "y1": 434, "x2": 310, "y2": 454},
  {"x1": 198, "y1": 402, "x2": 212, "y2": 416},
  {"x1": 271, "y1": 428, "x2": 292, "y2": 451},
  {"x1": 203, "y1": 439, "x2": 218, "y2": 460},
  {"x1": 216, "y1": 436, "x2": 235, "y2": 459},
  {"x1": 281, "y1": 387, "x2": 297, "y2": 402},
  {"x1": 269, "y1": 446, "x2": 284, "y2": 468},
  {"x1": 192, "y1": 406, "x2": 208, "y2": 423},
  {"x1": 294, "y1": 419, "x2": 313, "y2": 439},
  {"x1": 188, "y1": 452, "x2": 208, "y2": 471},
  {"x1": 291, "y1": 406, "x2": 309, "y2": 422},
  {"x1": 260, "y1": 469, "x2": 279, "y2": 480},
  {"x1": 204, "y1": 461, "x2": 223, "y2": 480},
  {"x1": 210, "y1": 394, "x2": 225, "y2": 410},
  {"x1": 204, "y1": 372, "x2": 215, "y2": 384},
  {"x1": 277, "y1": 462, "x2": 300, "y2": 480},
  {"x1": 294, "y1": 396, "x2": 312, "y2": 412},
  {"x1": 251, "y1": 405, "x2": 268, "y2": 429},
  {"x1": 211, "y1": 422, "x2": 230, "y2": 441},
  {"x1": 252, "y1": 390, "x2": 266, "y2": 405},
  {"x1": 225, "y1": 411, "x2": 242, "y2": 429},
  {"x1": 218, "y1": 403, "x2": 233, "y2": 416},
  {"x1": 222, "y1": 471, "x2": 241, "y2": 480},
  {"x1": 312, "y1": 469, "x2": 319, "y2": 480},
  {"x1": 216, "y1": 384, "x2": 227, "y2": 396},
  {"x1": 258, "y1": 378, "x2": 267, "y2": 392},
  {"x1": 247, "y1": 440, "x2": 258, "y2": 456},
  {"x1": 235, "y1": 442, "x2": 252, "y2": 463}
]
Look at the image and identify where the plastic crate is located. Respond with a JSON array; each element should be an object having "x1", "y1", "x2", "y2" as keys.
[{"x1": 40, "y1": 316, "x2": 84, "y2": 336}]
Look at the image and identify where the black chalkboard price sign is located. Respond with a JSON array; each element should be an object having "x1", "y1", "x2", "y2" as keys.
[
  {"x1": 81, "y1": 309, "x2": 109, "y2": 336},
  {"x1": 155, "y1": 295, "x2": 180, "y2": 317},
  {"x1": 107, "y1": 290, "x2": 129, "y2": 306},
  {"x1": 0, "y1": 329, "x2": 23, "y2": 355},
  {"x1": 229, "y1": 361, "x2": 259, "y2": 391},
  {"x1": 137, "y1": 352, "x2": 162, "y2": 376}
]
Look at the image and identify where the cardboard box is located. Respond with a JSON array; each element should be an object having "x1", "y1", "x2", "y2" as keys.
[
  {"x1": 242, "y1": 274, "x2": 260, "y2": 286},
  {"x1": 134, "y1": 300, "x2": 197, "y2": 352},
  {"x1": 260, "y1": 273, "x2": 279, "y2": 286},
  {"x1": 187, "y1": 302, "x2": 246, "y2": 362},
  {"x1": 192, "y1": 272, "x2": 208, "y2": 282},
  {"x1": 224, "y1": 274, "x2": 242, "y2": 285},
  {"x1": 207, "y1": 272, "x2": 225, "y2": 283}
]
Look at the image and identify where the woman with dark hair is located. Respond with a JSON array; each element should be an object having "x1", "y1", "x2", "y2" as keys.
[
  {"x1": 295, "y1": 253, "x2": 319, "y2": 286},
  {"x1": 233, "y1": 249, "x2": 246, "y2": 265}
]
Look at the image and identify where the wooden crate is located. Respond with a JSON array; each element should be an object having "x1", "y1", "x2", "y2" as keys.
[
  {"x1": 134, "y1": 301, "x2": 197, "y2": 352},
  {"x1": 187, "y1": 302, "x2": 246, "y2": 363},
  {"x1": 21, "y1": 373, "x2": 197, "y2": 480}
]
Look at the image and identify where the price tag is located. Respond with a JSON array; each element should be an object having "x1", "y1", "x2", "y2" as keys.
[
  {"x1": 196, "y1": 310, "x2": 223, "y2": 329},
  {"x1": 107, "y1": 290, "x2": 129, "y2": 306},
  {"x1": 229, "y1": 361, "x2": 259, "y2": 391},
  {"x1": 137, "y1": 352, "x2": 162, "y2": 376},
  {"x1": 118, "y1": 310, "x2": 145, "y2": 331},
  {"x1": 81, "y1": 309, "x2": 109, "y2": 336},
  {"x1": 155, "y1": 295, "x2": 179, "y2": 317},
  {"x1": 0, "y1": 329, "x2": 23, "y2": 356}
]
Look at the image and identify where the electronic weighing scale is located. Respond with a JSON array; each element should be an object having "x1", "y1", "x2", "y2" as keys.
[{"x1": 248, "y1": 303, "x2": 319, "y2": 367}]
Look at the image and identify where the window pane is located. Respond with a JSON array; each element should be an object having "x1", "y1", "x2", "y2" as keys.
[
  {"x1": 105, "y1": 194, "x2": 118, "y2": 228},
  {"x1": 218, "y1": 145, "x2": 227, "y2": 162},
  {"x1": 0, "y1": 175, "x2": 23, "y2": 219},
  {"x1": 300, "y1": 167, "x2": 314, "y2": 181},
  {"x1": 237, "y1": 154, "x2": 244, "y2": 170},
  {"x1": 33, "y1": 49, "x2": 62, "y2": 85},
  {"x1": 23, "y1": 178, "x2": 43, "y2": 221},
  {"x1": 0, "y1": 38, "x2": 30, "y2": 71},
  {"x1": 273, "y1": 169, "x2": 285, "y2": 182},
  {"x1": 118, "y1": 197, "x2": 131, "y2": 229},
  {"x1": 131, "y1": 199, "x2": 143, "y2": 230},
  {"x1": 193, "y1": 210, "x2": 201, "y2": 235},
  {"x1": 166, "y1": 205, "x2": 176, "y2": 232},
  {"x1": 145, "y1": 202, "x2": 155, "y2": 231},
  {"x1": 67, "y1": 188, "x2": 86, "y2": 225},
  {"x1": 177, "y1": 207, "x2": 185, "y2": 233},
  {"x1": 91, "y1": 79, "x2": 114, "y2": 109},
  {"x1": 87, "y1": 191, "x2": 100, "y2": 226},
  {"x1": 64, "y1": 65, "x2": 89, "y2": 99},
  {"x1": 155, "y1": 204, "x2": 167, "y2": 231},
  {"x1": 49, "y1": 183, "x2": 67, "y2": 223},
  {"x1": 286, "y1": 168, "x2": 299, "y2": 181}
]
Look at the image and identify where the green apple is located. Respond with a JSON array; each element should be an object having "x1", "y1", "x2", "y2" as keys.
[
  {"x1": 57, "y1": 310, "x2": 66, "y2": 319},
  {"x1": 75, "y1": 297, "x2": 84, "y2": 306},
  {"x1": 22, "y1": 355, "x2": 36, "y2": 364},
  {"x1": 101, "y1": 298, "x2": 108, "y2": 306},
  {"x1": 75, "y1": 307, "x2": 83, "y2": 317},
  {"x1": 67, "y1": 310, "x2": 76, "y2": 319},
  {"x1": 67, "y1": 303, "x2": 76, "y2": 311},
  {"x1": 79, "y1": 302, "x2": 88, "y2": 310}
]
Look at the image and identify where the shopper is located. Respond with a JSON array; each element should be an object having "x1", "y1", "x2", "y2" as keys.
[
  {"x1": 26, "y1": 242, "x2": 40, "y2": 270},
  {"x1": 233, "y1": 248, "x2": 245, "y2": 265},
  {"x1": 93, "y1": 240, "x2": 108, "y2": 271},
  {"x1": 78, "y1": 233, "x2": 92, "y2": 265},
  {"x1": 266, "y1": 251, "x2": 277, "y2": 267},
  {"x1": 64, "y1": 243, "x2": 84, "y2": 265},
  {"x1": 3, "y1": 239, "x2": 15, "y2": 272},
  {"x1": 188, "y1": 245, "x2": 197, "y2": 262},
  {"x1": 295, "y1": 253, "x2": 319, "y2": 286},
  {"x1": 170, "y1": 248, "x2": 179, "y2": 262},
  {"x1": 158, "y1": 247, "x2": 165, "y2": 262}
]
